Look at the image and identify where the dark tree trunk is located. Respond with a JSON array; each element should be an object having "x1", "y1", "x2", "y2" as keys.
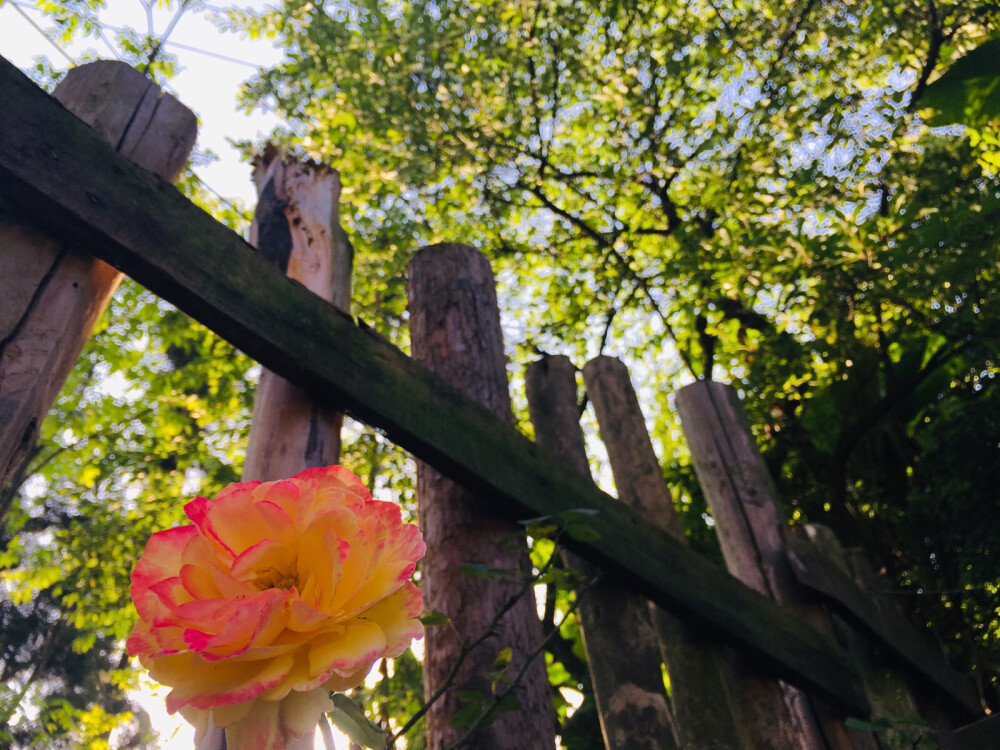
[{"x1": 407, "y1": 244, "x2": 555, "y2": 750}]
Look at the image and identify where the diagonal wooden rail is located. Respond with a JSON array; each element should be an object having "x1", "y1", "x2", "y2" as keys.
[{"x1": 0, "y1": 55, "x2": 868, "y2": 714}]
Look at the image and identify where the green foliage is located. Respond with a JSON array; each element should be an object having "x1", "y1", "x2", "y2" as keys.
[
  {"x1": 229, "y1": 0, "x2": 1000, "y2": 719},
  {"x1": 328, "y1": 692, "x2": 387, "y2": 749},
  {"x1": 920, "y1": 38, "x2": 1000, "y2": 127},
  {"x1": 5, "y1": 0, "x2": 1000, "y2": 745},
  {"x1": 919, "y1": 34, "x2": 1000, "y2": 171}
]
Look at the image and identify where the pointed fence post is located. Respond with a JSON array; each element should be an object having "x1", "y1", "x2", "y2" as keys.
[
  {"x1": 407, "y1": 244, "x2": 555, "y2": 749},
  {"x1": 525, "y1": 354, "x2": 677, "y2": 750},
  {"x1": 242, "y1": 146, "x2": 351, "y2": 481},
  {"x1": 581, "y1": 356, "x2": 743, "y2": 749},
  {"x1": 0, "y1": 60, "x2": 196, "y2": 490},
  {"x1": 676, "y1": 380, "x2": 876, "y2": 750}
]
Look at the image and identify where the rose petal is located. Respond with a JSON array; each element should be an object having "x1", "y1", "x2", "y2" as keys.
[
  {"x1": 231, "y1": 538, "x2": 296, "y2": 587},
  {"x1": 252, "y1": 481, "x2": 302, "y2": 535},
  {"x1": 286, "y1": 597, "x2": 331, "y2": 633},
  {"x1": 210, "y1": 697, "x2": 255, "y2": 728},
  {"x1": 180, "y1": 561, "x2": 255, "y2": 600},
  {"x1": 296, "y1": 525, "x2": 348, "y2": 608},
  {"x1": 281, "y1": 688, "x2": 334, "y2": 738},
  {"x1": 333, "y1": 510, "x2": 425, "y2": 616},
  {"x1": 132, "y1": 526, "x2": 198, "y2": 593},
  {"x1": 150, "y1": 576, "x2": 193, "y2": 611},
  {"x1": 307, "y1": 618, "x2": 386, "y2": 679},
  {"x1": 222, "y1": 699, "x2": 282, "y2": 750},
  {"x1": 158, "y1": 651, "x2": 295, "y2": 712},
  {"x1": 360, "y1": 582, "x2": 424, "y2": 658},
  {"x1": 186, "y1": 590, "x2": 291, "y2": 660}
]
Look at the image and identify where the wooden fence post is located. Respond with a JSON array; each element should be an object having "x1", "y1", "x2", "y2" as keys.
[
  {"x1": 242, "y1": 146, "x2": 351, "y2": 481},
  {"x1": 842, "y1": 547, "x2": 961, "y2": 749},
  {"x1": 408, "y1": 244, "x2": 555, "y2": 749},
  {"x1": 183, "y1": 149, "x2": 354, "y2": 750},
  {"x1": 525, "y1": 354, "x2": 677, "y2": 750},
  {"x1": 797, "y1": 526, "x2": 925, "y2": 748},
  {"x1": 581, "y1": 356, "x2": 744, "y2": 749},
  {"x1": 676, "y1": 380, "x2": 875, "y2": 750},
  {"x1": 0, "y1": 60, "x2": 196, "y2": 490}
]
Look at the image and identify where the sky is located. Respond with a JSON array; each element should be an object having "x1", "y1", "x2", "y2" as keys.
[
  {"x1": 0, "y1": 1, "x2": 285, "y2": 208},
  {"x1": 0, "y1": 3, "x2": 325, "y2": 746}
]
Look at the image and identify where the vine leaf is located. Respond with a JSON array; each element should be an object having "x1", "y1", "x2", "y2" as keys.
[{"x1": 328, "y1": 693, "x2": 386, "y2": 749}]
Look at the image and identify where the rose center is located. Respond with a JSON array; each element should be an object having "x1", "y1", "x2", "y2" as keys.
[{"x1": 251, "y1": 567, "x2": 298, "y2": 592}]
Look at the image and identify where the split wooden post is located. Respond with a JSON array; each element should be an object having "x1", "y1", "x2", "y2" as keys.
[
  {"x1": 185, "y1": 150, "x2": 356, "y2": 750},
  {"x1": 676, "y1": 380, "x2": 876, "y2": 750},
  {"x1": 242, "y1": 146, "x2": 351, "y2": 481},
  {"x1": 407, "y1": 244, "x2": 555, "y2": 750},
  {"x1": 581, "y1": 356, "x2": 744, "y2": 749},
  {"x1": 0, "y1": 60, "x2": 196, "y2": 490},
  {"x1": 525, "y1": 354, "x2": 677, "y2": 750}
]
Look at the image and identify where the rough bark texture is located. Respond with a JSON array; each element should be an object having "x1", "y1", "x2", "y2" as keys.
[
  {"x1": 676, "y1": 380, "x2": 875, "y2": 750},
  {"x1": 0, "y1": 60, "x2": 195, "y2": 490},
  {"x1": 525, "y1": 355, "x2": 677, "y2": 750},
  {"x1": 408, "y1": 244, "x2": 555, "y2": 750},
  {"x1": 242, "y1": 147, "x2": 351, "y2": 482},
  {"x1": 581, "y1": 355, "x2": 743, "y2": 750}
]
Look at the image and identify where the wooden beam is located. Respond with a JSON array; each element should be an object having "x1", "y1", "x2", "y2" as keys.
[
  {"x1": 952, "y1": 713, "x2": 1000, "y2": 749},
  {"x1": 0, "y1": 55, "x2": 867, "y2": 714},
  {"x1": 786, "y1": 529, "x2": 980, "y2": 718}
]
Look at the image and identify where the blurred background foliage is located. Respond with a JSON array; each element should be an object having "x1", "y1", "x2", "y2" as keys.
[{"x1": 1, "y1": 0, "x2": 999, "y2": 746}]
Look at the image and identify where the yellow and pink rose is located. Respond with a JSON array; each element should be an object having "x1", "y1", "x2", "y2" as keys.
[{"x1": 127, "y1": 465, "x2": 425, "y2": 748}]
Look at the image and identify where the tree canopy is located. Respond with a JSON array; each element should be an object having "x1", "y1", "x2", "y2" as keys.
[{"x1": 2, "y1": 0, "x2": 999, "y2": 746}]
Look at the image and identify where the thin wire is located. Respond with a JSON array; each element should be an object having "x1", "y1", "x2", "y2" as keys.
[
  {"x1": 9, "y1": 1, "x2": 265, "y2": 214},
  {"x1": 8, "y1": 2, "x2": 77, "y2": 66},
  {"x1": 189, "y1": 169, "x2": 248, "y2": 215},
  {"x1": 94, "y1": 25, "x2": 125, "y2": 62},
  {"x1": 164, "y1": 39, "x2": 261, "y2": 68}
]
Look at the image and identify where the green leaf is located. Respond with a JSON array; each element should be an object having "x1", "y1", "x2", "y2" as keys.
[
  {"x1": 557, "y1": 509, "x2": 601, "y2": 523},
  {"x1": 328, "y1": 693, "x2": 386, "y2": 749},
  {"x1": 565, "y1": 523, "x2": 601, "y2": 543},
  {"x1": 418, "y1": 610, "x2": 451, "y2": 626},
  {"x1": 920, "y1": 38, "x2": 1000, "y2": 126}
]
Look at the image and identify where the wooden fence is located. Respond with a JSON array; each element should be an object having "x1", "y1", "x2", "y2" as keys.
[{"x1": 1, "y1": 57, "x2": 996, "y2": 748}]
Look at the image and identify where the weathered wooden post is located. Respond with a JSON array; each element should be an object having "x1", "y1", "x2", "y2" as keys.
[
  {"x1": 188, "y1": 149, "x2": 352, "y2": 750},
  {"x1": 0, "y1": 61, "x2": 196, "y2": 490},
  {"x1": 676, "y1": 380, "x2": 875, "y2": 750},
  {"x1": 242, "y1": 145, "x2": 351, "y2": 481},
  {"x1": 581, "y1": 356, "x2": 743, "y2": 749},
  {"x1": 525, "y1": 354, "x2": 677, "y2": 750},
  {"x1": 794, "y1": 525, "x2": 925, "y2": 748},
  {"x1": 408, "y1": 244, "x2": 555, "y2": 749}
]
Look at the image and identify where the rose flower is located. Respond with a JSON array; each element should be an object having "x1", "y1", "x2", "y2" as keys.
[{"x1": 127, "y1": 465, "x2": 425, "y2": 748}]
